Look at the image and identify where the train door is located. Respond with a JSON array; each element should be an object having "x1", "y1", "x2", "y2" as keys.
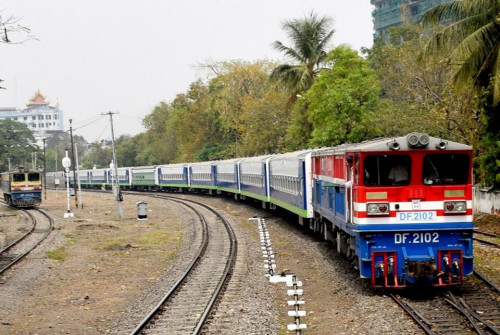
[
  {"x1": 345, "y1": 154, "x2": 358, "y2": 224},
  {"x1": 345, "y1": 155, "x2": 353, "y2": 223}
]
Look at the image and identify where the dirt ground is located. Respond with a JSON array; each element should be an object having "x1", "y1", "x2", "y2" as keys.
[
  {"x1": 1, "y1": 190, "x2": 185, "y2": 334},
  {"x1": 0, "y1": 190, "x2": 499, "y2": 334}
]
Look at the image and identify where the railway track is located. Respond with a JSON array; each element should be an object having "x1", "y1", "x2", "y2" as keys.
[
  {"x1": 129, "y1": 194, "x2": 237, "y2": 335},
  {"x1": 0, "y1": 207, "x2": 54, "y2": 275},
  {"x1": 392, "y1": 275, "x2": 500, "y2": 334},
  {"x1": 474, "y1": 230, "x2": 500, "y2": 249}
]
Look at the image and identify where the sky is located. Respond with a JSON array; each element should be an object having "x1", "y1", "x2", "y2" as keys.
[{"x1": 0, "y1": 0, "x2": 374, "y2": 143}]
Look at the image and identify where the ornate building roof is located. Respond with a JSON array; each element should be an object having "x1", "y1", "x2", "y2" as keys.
[{"x1": 27, "y1": 90, "x2": 50, "y2": 107}]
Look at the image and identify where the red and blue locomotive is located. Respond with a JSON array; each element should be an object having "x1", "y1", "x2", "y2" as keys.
[{"x1": 312, "y1": 132, "x2": 473, "y2": 288}]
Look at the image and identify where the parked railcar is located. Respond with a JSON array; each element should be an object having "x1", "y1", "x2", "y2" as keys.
[
  {"x1": 311, "y1": 132, "x2": 474, "y2": 288},
  {"x1": 111, "y1": 167, "x2": 131, "y2": 189},
  {"x1": 77, "y1": 170, "x2": 91, "y2": 188},
  {"x1": 90, "y1": 168, "x2": 109, "y2": 188},
  {"x1": 1, "y1": 168, "x2": 42, "y2": 207},
  {"x1": 130, "y1": 166, "x2": 157, "y2": 191},
  {"x1": 269, "y1": 149, "x2": 317, "y2": 223},
  {"x1": 157, "y1": 164, "x2": 189, "y2": 191}
]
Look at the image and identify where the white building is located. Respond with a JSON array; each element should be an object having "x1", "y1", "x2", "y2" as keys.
[{"x1": 0, "y1": 91, "x2": 64, "y2": 143}]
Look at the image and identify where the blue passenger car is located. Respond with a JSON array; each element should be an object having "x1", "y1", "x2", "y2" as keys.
[
  {"x1": 269, "y1": 150, "x2": 316, "y2": 222},
  {"x1": 215, "y1": 158, "x2": 241, "y2": 196},
  {"x1": 115, "y1": 167, "x2": 131, "y2": 188},
  {"x1": 239, "y1": 155, "x2": 273, "y2": 204},
  {"x1": 77, "y1": 170, "x2": 91, "y2": 188},
  {"x1": 189, "y1": 162, "x2": 216, "y2": 192},
  {"x1": 90, "y1": 168, "x2": 109, "y2": 188},
  {"x1": 157, "y1": 164, "x2": 189, "y2": 191}
]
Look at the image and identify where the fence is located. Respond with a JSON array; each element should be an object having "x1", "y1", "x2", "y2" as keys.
[{"x1": 473, "y1": 187, "x2": 500, "y2": 215}]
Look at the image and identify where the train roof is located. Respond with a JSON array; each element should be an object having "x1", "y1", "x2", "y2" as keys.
[
  {"x1": 157, "y1": 163, "x2": 187, "y2": 167},
  {"x1": 130, "y1": 165, "x2": 157, "y2": 171},
  {"x1": 214, "y1": 158, "x2": 244, "y2": 165},
  {"x1": 312, "y1": 133, "x2": 472, "y2": 156},
  {"x1": 269, "y1": 148, "x2": 319, "y2": 161},
  {"x1": 239, "y1": 154, "x2": 275, "y2": 163}
]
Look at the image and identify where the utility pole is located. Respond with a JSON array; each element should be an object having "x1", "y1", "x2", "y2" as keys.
[
  {"x1": 43, "y1": 138, "x2": 46, "y2": 200},
  {"x1": 69, "y1": 119, "x2": 78, "y2": 208},
  {"x1": 103, "y1": 111, "x2": 124, "y2": 219}
]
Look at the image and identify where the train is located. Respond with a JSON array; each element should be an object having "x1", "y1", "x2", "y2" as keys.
[
  {"x1": 46, "y1": 132, "x2": 474, "y2": 288},
  {"x1": 1, "y1": 167, "x2": 43, "y2": 207}
]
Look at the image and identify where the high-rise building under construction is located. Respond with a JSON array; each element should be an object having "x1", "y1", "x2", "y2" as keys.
[{"x1": 371, "y1": 0, "x2": 450, "y2": 36}]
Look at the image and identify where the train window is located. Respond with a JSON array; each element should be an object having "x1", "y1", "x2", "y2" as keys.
[
  {"x1": 423, "y1": 153, "x2": 469, "y2": 185},
  {"x1": 28, "y1": 173, "x2": 40, "y2": 181},
  {"x1": 13, "y1": 173, "x2": 25, "y2": 182},
  {"x1": 363, "y1": 155, "x2": 411, "y2": 186}
]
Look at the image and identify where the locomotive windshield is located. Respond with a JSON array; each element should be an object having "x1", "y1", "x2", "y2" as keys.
[
  {"x1": 28, "y1": 173, "x2": 40, "y2": 182},
  {"x1": 423, "y1": 153, "x2": 469, "y2": 185},
  {"x1": 13, "y1": 173, "x2": 25, "y2": 182},
  {"x1": 363, "y1": 155, "x2": 411, "y2": 186}
]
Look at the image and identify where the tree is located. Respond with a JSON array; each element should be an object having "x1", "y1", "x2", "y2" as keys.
[
  {"x1": 44, "y1": 132, "x2": 88, "y2": 172},
  {"x1": 0, "y1": 119, "x2": 38, "y2": 171},
  {"x1": 368, "y1": 24, "x2": 485, "y2": 144},
  {"x1": 304, "y1": 46, "x2": 382, "y2": 146},
  {"x1": 208, "y1": 60, "x2": 288, "y2": 157},
  {"x1": 270, "y1": 11, "x2": 335, "y2": 99},
  {"x1": 420, "y1": 0, "x2": 500, "y2": 188},
  {"x1": 0, "y1": 12, "x2": 32, "y2": 44},
  {"x1": 420, "y1": 0, "x2": 500, "y2": 104},
  {"x1": 80, "y1": 142, "x2": 113, "y2": 169},
  {"x1": 1, "y1": 11, "x2": 33, "y2": 89}
]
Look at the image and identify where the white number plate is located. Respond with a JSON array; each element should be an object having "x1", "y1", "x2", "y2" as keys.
[{"x1": 396, "y1": 211, "x2": 437, "y2": 222}]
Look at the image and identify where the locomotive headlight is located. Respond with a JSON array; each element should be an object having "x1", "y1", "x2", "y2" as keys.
[
  {"x1": 367, "y1": 203, "x2": 390, "y2": 215},
  {"x1": 407, "y1": 132, "x2": 430, "y2": 148},
  {"x1": 407, "y1": 133, "x2": 419, "y2": 146},
  {"x1": 444, "y1": 201, "x2": 466, "y2": 213},
  {"x1": 419, "y1": 134, "x2": 429, "y2": 146}
]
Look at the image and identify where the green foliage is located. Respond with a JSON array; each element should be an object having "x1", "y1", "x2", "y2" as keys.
[
  {"x1": 44, "y1": 132, "x2": 88, "y2": 172},
  {"x1": 369, "y1": 24, "x2": 485, "y2": 144},
  {"x1": 475, "y1": 134, "x2": 500, "y2": 188},
  {"x1": 271, "y1": 11, "x2": 335, "y2": 99},
  {"x1": 80, "y1": 142, "x2": 113, "y2": 169},
  {"x1": 284, "y1": 99, "x2": 312, "y2": 150},
  {"x1": 134, "y1": 61, "x2": 291, "y2": 161},
  {"x1": 304, "y1": 45, "x2": 382, "y2": 146},
  {"x1": 0, "y1": 119, "x2": 38, "y2": 171},
  {"x1": 475, "y1": 102, "x2": 500, "y2": 188},
  {"x1": 196, "y1": 143, "x2": 226, "y2": 161},
  {"x1": 420, "y1": 0, "x2": 500, "y2": 105},
  {"x1": 46, "y1": 246, "x2": 67, "y2": 262}
]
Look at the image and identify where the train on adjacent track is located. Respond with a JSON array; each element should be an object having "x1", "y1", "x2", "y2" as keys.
[
  {"x1": 1, "y1": 167, "x2": 43, "y2": 207},
  {"x1": 46, "y1": 132, "x2": 474, "y2": 288}
]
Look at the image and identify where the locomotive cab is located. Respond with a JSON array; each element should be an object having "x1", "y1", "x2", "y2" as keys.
[
  {"x1": 312, "y1": 132, "x2": 474, "y2": 288},
  {"x1": 1, "y1": 167, "x2": 42, "y2": 207},
  {"x1": 353, "y1": 133, "x2": 474, "y2": 287}
]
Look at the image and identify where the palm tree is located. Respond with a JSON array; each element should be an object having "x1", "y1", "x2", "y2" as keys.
[
  {"x1": 271, "y1": 12, "x2": 334, "y2": 98},
  {"x1": 420, "y1": 0, "x2": 500, "y2": 105}
]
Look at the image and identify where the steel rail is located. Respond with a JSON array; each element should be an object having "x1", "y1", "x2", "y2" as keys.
[
  {"x1": 0, "y1": 208, "x2": 54, "y2": 274},
  {"x1": 129, "y1": 197, "x2": 209, "y2": 335}
]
